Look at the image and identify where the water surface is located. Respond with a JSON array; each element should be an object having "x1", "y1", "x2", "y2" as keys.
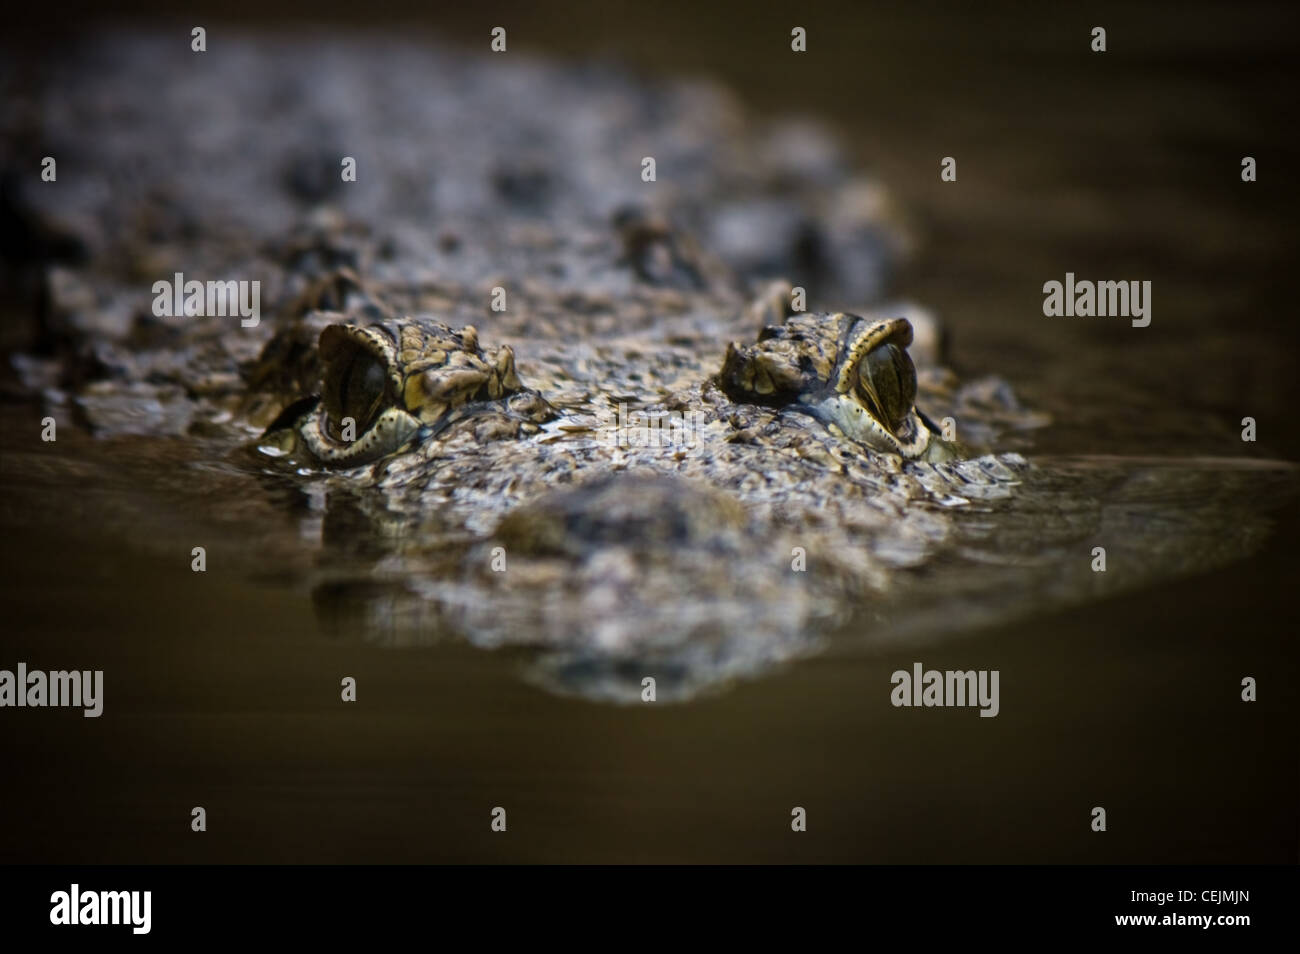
[{"x1": 1, "y1": 2, "x2": 1296, "y2": 862}]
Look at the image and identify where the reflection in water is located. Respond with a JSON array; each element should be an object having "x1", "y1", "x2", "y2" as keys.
[
  {"x1": 288, "y1": 450, "x2": 1296, "y2": 702},
  {"x1": 2, "y1": 7, "x2": 1297, "y2": 862}
]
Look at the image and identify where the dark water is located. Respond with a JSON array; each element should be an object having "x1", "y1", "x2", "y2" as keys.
[{"x1": 1, "y1": 2, "x2": 1297, "y2": 862}]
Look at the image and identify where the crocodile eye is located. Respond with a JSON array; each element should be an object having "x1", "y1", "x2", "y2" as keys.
[
  {"x1": 856, "y1": 342, "x2": 916, "y2": 434},
  {"x1": 331, "y1": 350, "x2": 387, "y2": 439}
]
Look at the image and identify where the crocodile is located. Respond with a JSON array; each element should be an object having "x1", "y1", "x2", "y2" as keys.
[
  {"x1": 247, "y1": 297, "x2": 1030, "y2": 700},
  {"x1": 4, "y1": 30, "x2": 1292, "y2": 702}
]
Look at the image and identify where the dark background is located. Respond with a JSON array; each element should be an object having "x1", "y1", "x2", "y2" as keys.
[{"x1": 1, "y1": 1, "x2": 1296, "y2": 863}]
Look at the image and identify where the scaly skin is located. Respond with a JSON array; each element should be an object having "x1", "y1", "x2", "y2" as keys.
[
  {"x1": 261, "y1": 308, "x2": 958, "y2": 468},
  {"x1": 13, "y1": 32, "x2": 1286, "y2": 703},
  {"x1": 10, "y1": 31, "x2": 1060, "y2": 701},
  {"x1": 248, "y1": 299, "x2": 1027, "y2": 701},
  {"x1": 261, "y1": 317, "x2": 555, "y2": 466}
]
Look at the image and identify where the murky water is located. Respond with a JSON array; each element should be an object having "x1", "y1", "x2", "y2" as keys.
[{"x1": 1, "y1": 4, "x2": 1297, "y2": 862}]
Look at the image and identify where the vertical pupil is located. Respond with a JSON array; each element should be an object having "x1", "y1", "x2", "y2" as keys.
[
  {"x1": 338, "y1": 353, "x2": 386, "y2": 434},
  {"x1": 860, "y1": 343, "x2": 916, "y2": 432}
]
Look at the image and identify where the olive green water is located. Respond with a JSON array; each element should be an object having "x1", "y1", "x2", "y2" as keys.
[{"x1": 1, "y1": 2, "x2": 1296, "y2": 862}]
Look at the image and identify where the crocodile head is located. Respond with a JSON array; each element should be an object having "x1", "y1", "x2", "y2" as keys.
[
  {"x1": 258, "y1": 317, "x2": 554, "y2": 467},
  {"x1": 719, "y1": 312, "x2": 958, "y2": 462}
]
